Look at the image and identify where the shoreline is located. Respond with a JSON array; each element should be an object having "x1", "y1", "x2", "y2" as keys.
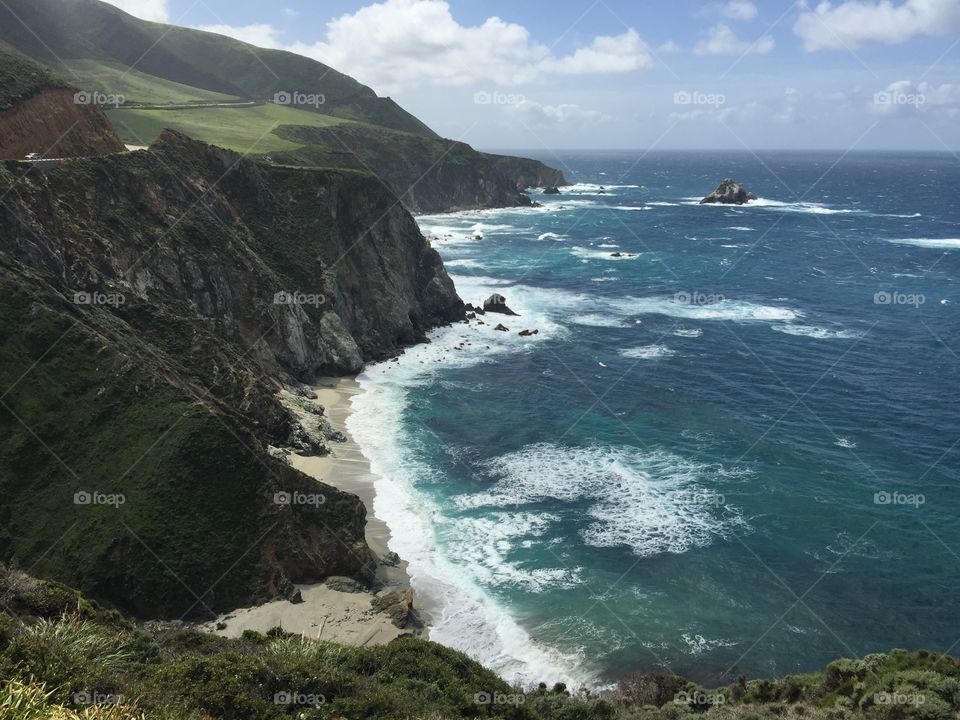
[{"x1": 203, "y1": 376, "x2": 427, "y2": 645}]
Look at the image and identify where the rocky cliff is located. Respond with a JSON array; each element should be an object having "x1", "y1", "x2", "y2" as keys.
[
  {"x1": 270, "y1": 124, "x2": 548, "y2": 213},
  {"x1": 0, "y1": 131, "x2": 463, "y2": 618},
  {"x1": 484, "y1": 152, "x2": 569, "y2": 191},
  {"x1": 0, "y1": 48, "x2": 125, "y2": 159}
]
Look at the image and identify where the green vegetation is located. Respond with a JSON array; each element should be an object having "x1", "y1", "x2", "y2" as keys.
[
  {"x1": 61, "y1": 59, "x2": 241, "y2": 105},
  {"x1": 0, "y1": 0, "x2": 434, "y2": 136},
  {"x1": 0, "y1": 0, "x2": 561, "y2": 209},
  {"x1": 106, "y1": 103, "x2": 348, "y2": 152},
  {"x1": 0, "y1": 45, "x2": 67, "y2": 109},
  {"x1": 2, "y1": 570, "x2": 960, "y2": 720}
]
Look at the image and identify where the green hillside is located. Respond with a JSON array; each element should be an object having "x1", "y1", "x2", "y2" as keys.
[
  {"x1": 0, "y1": 43, "x2": 68, "y2": 109},
  {"x1": 107, "y1": 102, "x2": 349, "y2": 153},
  {"x1": 62, "y1": 58, "x2": 241, "y2": 105},
  {"x1": 0, "y1": 0, "x2": 436, "y2": 136}
]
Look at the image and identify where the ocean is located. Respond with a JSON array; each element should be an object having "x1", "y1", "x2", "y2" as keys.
[{"x1": 346, "y1": 151, "x2": 960, "y2": 689}]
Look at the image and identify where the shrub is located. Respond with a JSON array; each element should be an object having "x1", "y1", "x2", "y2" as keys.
[{"x1": 4, "y1": 616, "x2": 137, "y2": 694}]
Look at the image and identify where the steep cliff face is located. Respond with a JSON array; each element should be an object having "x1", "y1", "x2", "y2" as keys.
[
  {"x1": 485, "y1": 152, "x2": 569, "y2": 191},
  {"x1": 0, "y1": 131, "x2": 463, "y2": 618}
]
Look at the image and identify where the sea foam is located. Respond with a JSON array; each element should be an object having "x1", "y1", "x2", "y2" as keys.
[
  {"x1": 610, "y1": 296, "x2": 801, "y2": 323},
  {"x1": 620, "y1": 344, "x2": 676, "y2": 360},
  {"x1": 885, "y1": 238, "x2": 960, "y2": 249},
  {"x1": 456, "y1": 444, "x2": 747, "y2": 558}
]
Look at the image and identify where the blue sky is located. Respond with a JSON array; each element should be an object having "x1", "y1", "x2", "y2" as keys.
[{"x1": 106, "y1": 0, "x2": 960, "y2": 151}]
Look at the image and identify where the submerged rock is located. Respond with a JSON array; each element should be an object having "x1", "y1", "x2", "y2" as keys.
[{"x1": 700, "y1": 178, "x2": 756, "y2": 205}]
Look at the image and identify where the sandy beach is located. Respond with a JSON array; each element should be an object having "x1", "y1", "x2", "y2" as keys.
[{"x1": 204, "y1": 377, "x2": 421, "y2": 646}]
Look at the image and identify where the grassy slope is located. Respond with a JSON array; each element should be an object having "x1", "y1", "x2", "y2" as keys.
[
  {"x1": 62, "y1": 59, "x2": 241, "y2": 105},
  {"x1": 0, "y1": 45, "x2": 68, "y2": 110},
  {"x1": 2, "y1": 572, "x2": 960, "y2": 720},
  {"x1": 0, "y1": 0, "x2": 435, "y2": 137},
  {"x1": 106, "y1": 103, "x2": 349, "y2": 152}
]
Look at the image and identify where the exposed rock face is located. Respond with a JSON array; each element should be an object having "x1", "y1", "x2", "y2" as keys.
[
  {"x1": 543, "y1": 186, "x2": 561, "y2": 195},
  {"x1": 0, "y1": 131, "x2": 463, "y2": 618},
  {"x1": 700, "y1": 178, "x2": 756, "y2": 205},
  {"x1": 4, "y1": 130, "x2": 463, "y2": 376},
  {"x1": 0, "y1": 88, "x2": 126, "y2": 159}
]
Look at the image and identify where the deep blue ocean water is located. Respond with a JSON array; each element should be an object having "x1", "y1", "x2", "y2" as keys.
[{"x1": 347, "y1": 151, "x2": 960, "y2": 688}]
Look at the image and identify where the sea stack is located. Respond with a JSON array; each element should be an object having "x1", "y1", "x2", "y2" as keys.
[
  {"x1": 700, "y1": 178, "x2": 757, "y2": 205},
  {"x1": 483, "y1": 293, "x2": 519, "y2": 316}
]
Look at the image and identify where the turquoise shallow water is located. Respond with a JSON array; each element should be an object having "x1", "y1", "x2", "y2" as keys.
[{"x1": 348, "y1": 151, "x2": 960, "y2": 688}]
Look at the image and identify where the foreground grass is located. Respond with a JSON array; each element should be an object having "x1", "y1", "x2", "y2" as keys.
[{"x1": 2, "y1": 569, "x2": 960, "y2": 720}]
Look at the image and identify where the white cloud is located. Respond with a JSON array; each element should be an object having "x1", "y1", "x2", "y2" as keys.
[
  {"x1": 193, "y1": 23, "x2": 283, "y2": 48},
  {"x1": 658, "y1": 40, "x2": 681, "y2": 53},
  {"x1": 695, "y1": 24, "x2": 774, "y2": 55},
  {"x1": 100, "y1": 0, "x2": 169, "y2": 22},
  {"x1": 722, "y1": 1, "x2": 759, "y2": 21},
  {"x1": 794, "y1": 0, "x2": 960, "y2": 51},
  {"x1": 286, "y1": 0, "x2": 652, "y2": 93},
  {"x1": 538, "y1": 30, "x2": 653, "y2": 75},
  {"x1": 515, "y1": 100, "x2": 608, "y2": 125}
]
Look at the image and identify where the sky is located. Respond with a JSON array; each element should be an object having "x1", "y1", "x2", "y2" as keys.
[{"x1": 100, "y1": 0, "x2": 960, "y2": 151}]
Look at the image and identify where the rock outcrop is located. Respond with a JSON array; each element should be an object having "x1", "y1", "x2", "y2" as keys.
[
  {"x1": 700, "y1": 178, "x2": 756, "y2": 205},
  {"x1": 483, "y1": 294, "x2": 519, "y2": 316}
]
